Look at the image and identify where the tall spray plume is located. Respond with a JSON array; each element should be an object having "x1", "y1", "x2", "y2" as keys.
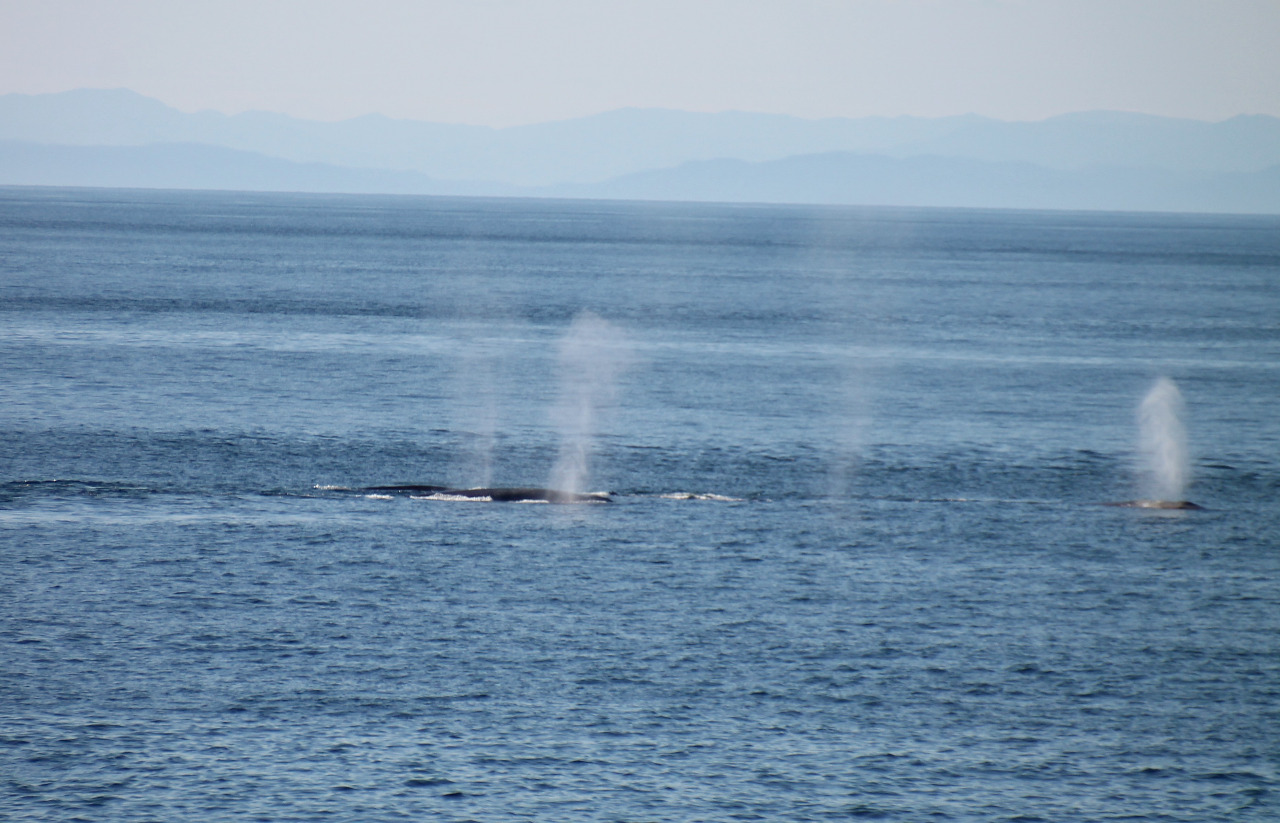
[
  {"x1": 1138, "y1": 376, "x2": 1190, "y2": 502},
  {"x1": 454, "y1": 342, "x2": 498, "y2": 489},
  {"x1": 548, "y1": 313, "x2": 631, "y2": 496}
]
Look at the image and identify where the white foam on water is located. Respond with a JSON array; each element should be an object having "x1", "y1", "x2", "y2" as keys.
[
  {"x1": 414, "y1": 493, "x2": 492, "y2": 502},
  {"x1": 660, "y1": 492, "x2": 744, "y2": 502}
]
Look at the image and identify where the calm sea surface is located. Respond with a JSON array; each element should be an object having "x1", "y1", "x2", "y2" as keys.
[{"x1": 2, "y1": 186, "x2": 1278, "y2": 821}]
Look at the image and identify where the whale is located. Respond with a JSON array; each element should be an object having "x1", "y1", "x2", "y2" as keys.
[
  {"x1": 1104, "y1": 500, "x2": 1204, "y2": 510},
  {"x1": 360, "y1": 485, "x2": 610, "y2": 503}
]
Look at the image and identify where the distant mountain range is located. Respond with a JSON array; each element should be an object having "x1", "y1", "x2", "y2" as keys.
[{"x1": 2, "y1": 88, "x2": 1279, "y2": 213}]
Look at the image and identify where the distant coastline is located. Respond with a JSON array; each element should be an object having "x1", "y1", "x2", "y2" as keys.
[{"x1": 3, "y1": 89, "x2": 1279, "y2": 214}]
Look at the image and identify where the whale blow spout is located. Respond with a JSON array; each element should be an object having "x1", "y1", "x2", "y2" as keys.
[
  {"x1": 549, "y1": 312, "x2": 632, "y2": 499},
  {"x1": 1138, "y1": 376, "x2": 1191, "y2": 504},
  {"x1": 1103, "y1": 378, "x2": 1202, "y2": 511},
  {"x1": 1103, "y1": 376, "x2": 1204, "y2": 510}
]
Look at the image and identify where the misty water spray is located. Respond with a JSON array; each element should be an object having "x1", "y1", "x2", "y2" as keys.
[
  {"x1": 1138, "y1": 376, "x2": 1190, "y2": 503},
  {"x1": 548, "y1": 312, "x2": 631, "y2": 497}
]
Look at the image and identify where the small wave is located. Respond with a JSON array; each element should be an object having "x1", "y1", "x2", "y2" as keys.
[
  {"x1": 413, "y1": 493, "x2": 492, "y2": 502},
  {"x1": 363, "y1": 494, "x2": 394, "y2": 500},
  {"x1": 314, "y1": 484, "x2": 352, "y2": 491},
  {"x1": 660, "y1": 492, "x2": 744, "y2": 502}
]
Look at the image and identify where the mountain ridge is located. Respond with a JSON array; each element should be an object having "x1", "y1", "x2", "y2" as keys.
[
  {"x1": 5, "y1": 139, "x2": 1278, "y2": 215},
  {"x1": 2, "y1": 89, "x2": 1279, "y2": 213}
]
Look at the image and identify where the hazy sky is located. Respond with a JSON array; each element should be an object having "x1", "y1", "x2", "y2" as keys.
[{"x1": 3, "y1": 0, "x2": 1278, "y2": 126}]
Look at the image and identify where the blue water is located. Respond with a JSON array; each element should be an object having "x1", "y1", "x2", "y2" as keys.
[{"x1": 2, "y1": 186, "x2": 1278, "y2": 821}]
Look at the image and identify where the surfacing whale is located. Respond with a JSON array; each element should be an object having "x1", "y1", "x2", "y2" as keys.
[
  {"x1": 1104, "y1": 500, "x2": 1204, "y2": 510},
  {"x1": 361, "y1": 485, "x2": 610, "y2": 503}
]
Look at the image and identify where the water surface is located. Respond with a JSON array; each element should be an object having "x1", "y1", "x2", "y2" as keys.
[{"x1": 2, "y1": 187, "x2": 1278, "y2": 821}]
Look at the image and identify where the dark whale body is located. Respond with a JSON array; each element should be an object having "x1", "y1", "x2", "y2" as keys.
[
  {"x1": 361, "y1": 485, "x2": 610, "y2": 503},
  {"x1": 1104, "y1": 500, "x2": 1204, "y2": 510}
]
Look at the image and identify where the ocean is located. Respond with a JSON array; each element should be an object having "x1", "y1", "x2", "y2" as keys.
[{"x1": 2, "y1": 186, "x2": 1278, "y2": 821}]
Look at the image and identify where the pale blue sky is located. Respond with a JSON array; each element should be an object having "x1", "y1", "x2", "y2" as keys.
[{"x1": 2, "y1": 0, "x2": 1278, "y2": 125}]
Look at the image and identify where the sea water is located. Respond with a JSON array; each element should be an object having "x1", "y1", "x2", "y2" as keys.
[{"x1": 1, "y1": 187, "x2": 1278, "y2": 821}]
